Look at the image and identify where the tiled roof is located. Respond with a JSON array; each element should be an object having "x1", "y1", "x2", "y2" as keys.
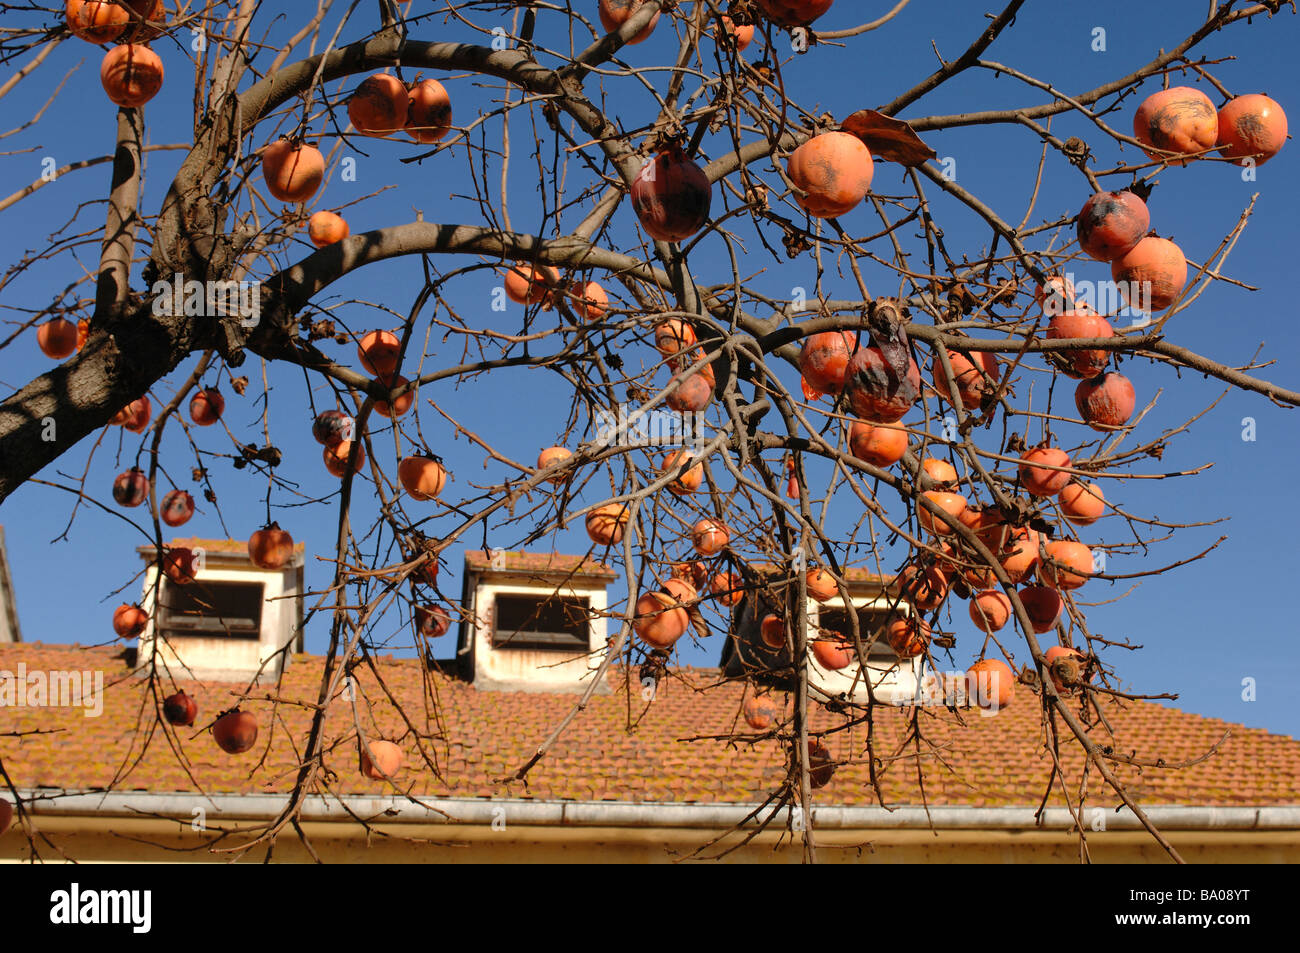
[
  {"x1": 1, "y1": 642, "x2": 1297, "y2": 808},
  {"x1": 463, "y1": 550, "x2": 616, "y2": 579}
]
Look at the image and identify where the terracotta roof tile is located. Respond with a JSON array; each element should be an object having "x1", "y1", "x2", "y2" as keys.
[{"x1": 1, "y1": 642, "x2": 1298, "y2": 808}]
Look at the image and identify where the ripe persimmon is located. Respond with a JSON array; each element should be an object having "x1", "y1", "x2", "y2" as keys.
[
  {"x1": 1019, "y1": 446, "x2": 1072, "y2": 498},
  {"x1": 357, "y1": 330, "x2": 401, "y2": 380},
  {"x1": 307, "y1": 211, "x2": 349, "y2": 247},
  {"x1": 1060, "y1": 481, "x2": 1106, "y2": 526},
  {"x1": 1039, "y1": 540, "x2": 1093, "y2": 591},
  {"x1": 969, "y1": 589, "x2": 1012, "y2": 634},
  {"x1": 691, "y1": 518, "x2": 730, "y2": 555},
  {"x1": 932, "y1": 349, "x2": 998, "y2": 410},
  {"x1": 324, "y1": 439, "x2": 365, "y2": 477},
  {"x1": 397, "y1": 456, "x2": 446, "y2": 500},
  {"x1": 503, "y1": 263, "x2": 559, "y2": 307},
  {"x1": 100, "y1": 43, "x2": 163, "y2": 108},
  {"x1": 848, "y1": 421, "x2": 908, "y2": 467},
  {"x1": 1047, "y1": 311, "x2": 1112, "y2": 379},
  {"x1": 37, "y1": 318, "x2": 78, "y2": 359},
  {"x1": 360, "y1": 740, "x2": 404, "y2": 780},
  {"x1": 585, "y1": 503, "x2": 629, "y2": 546},
  {"x1": 660, "y1": 449, "x2": 703, "y2": 495},
  {"x1": 598, "y1": 0, "x2": 660, "y2": 43},
  {"x1": 967, "y1": 658, "x2": 1015, "y2": 710},
  {"x1": 887, "y1": 617, "x2": 930, "y2": 659},
  {"x1": 537, "y1": 446, "x2": 573, "y2": 484},
  {"x1": 261, "y1": 139, "x2": 324, "y2": 203}
]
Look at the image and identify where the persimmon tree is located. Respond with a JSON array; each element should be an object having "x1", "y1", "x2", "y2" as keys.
[{"x1": 0, "y1": 0, "x2": 1297, "y2": 863}]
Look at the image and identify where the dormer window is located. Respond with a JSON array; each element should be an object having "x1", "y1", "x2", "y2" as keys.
[
  {"x1": 492, "y1": 593, "x2": 590, "y2": 650},
  {"x1": 455, "y1": 551, "x2": 614, "y2": 693},
  {"x1": 157, "y1": 579, "x2": 264, "y2": 640},
  {"x1": 134, "y1": 538, "x2": 304, "y2": 683},
  {"x1": 719, "y1": 566, "x2": 921, "y2": 704},
  {"x1": 815, "y1": 604, "x2": 897, "y2": 659}
]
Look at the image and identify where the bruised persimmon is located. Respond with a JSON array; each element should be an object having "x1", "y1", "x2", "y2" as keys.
[
  {"x1": 786, "y1": 132, "x2": 874, "y2": 219},
  {"x1": 1217, "y1": 93, "x2": 1288, "y2": 166},
  {"x1": 1076, "y1": 190, "x2": 1149, "y2": 262},
  {"x1": 1047, "y1": 311, "x2": 1112, "y2": 379},
  {"x1": 405, "y1": 78, "x2": 453, "y2": 143},
  {"x1": 347, "y1": 73, "x2": 408, "y2": 136},
  {"x1": 743, "y1": 695, "x2": 778, "y2": 730},
  {"x1": 1075, "y1": 372, "x2": 1136, "y2": 431},
  {"x1": 843, "y1": 345, "x2": 921, "y2": 423},
  {"x1": 630, "y1": 145, "x2": 711, "y2": 242},
  {"x1": 755, "y1": 0, "x2": 834, "y2": 28},
  {"x1": 1112, "y1": 236, "x2": 1187, "y2": 313},
  {"x1": 1019, "y1": 585, "x2": 1063, "y2": 633},
  {"x1": 799, "y1": 331, "x2": 857, "y2": 394},
  {"x1": 1133, "y1": 86, "x2": 1218, "y2": 166}
]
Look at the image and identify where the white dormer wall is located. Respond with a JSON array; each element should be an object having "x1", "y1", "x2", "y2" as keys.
[
  {"x1": 467, "y1": 569, "x2": 610, "y2": 694},
  {"x1": 806, "y1": 589, "x2": 923, "y2": 706},
  {"x1": 136, "y1": 547, "x2": 304, "y2": 683}
]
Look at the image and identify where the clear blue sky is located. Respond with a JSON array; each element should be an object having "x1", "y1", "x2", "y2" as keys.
[{"x1": 2, "y1": 2, "x2": 1297, "y2": 739}]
